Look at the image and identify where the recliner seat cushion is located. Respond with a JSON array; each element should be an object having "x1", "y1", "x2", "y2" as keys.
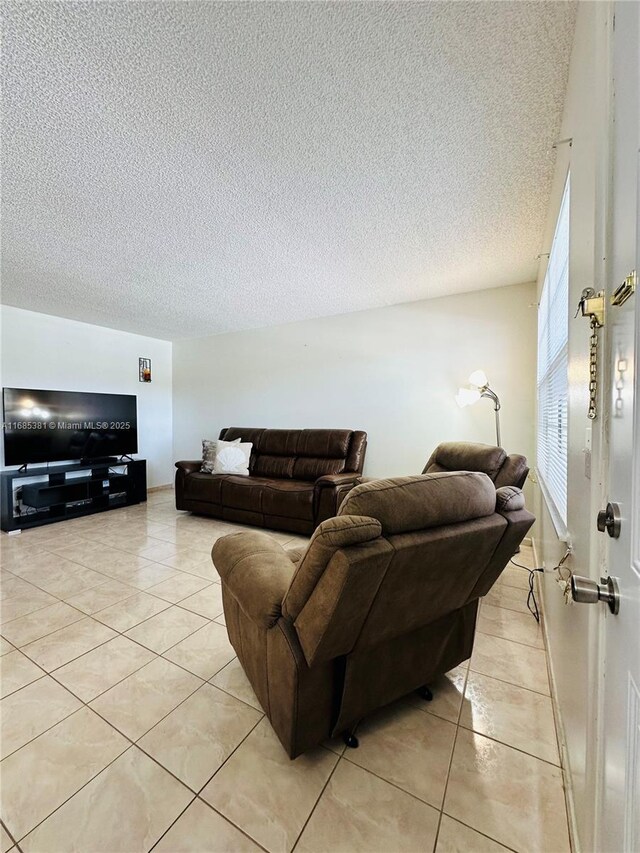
[{"x1": 340, "y1": 471, "x2": 496, "y2": 535}]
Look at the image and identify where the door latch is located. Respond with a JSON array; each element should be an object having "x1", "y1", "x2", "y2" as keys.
[
  {"x1": 597, "y1": 502, "x2": 621, "y2": 538},
  {"x1": 571, "y1": 575, "x2": 620, "y2": 614}
]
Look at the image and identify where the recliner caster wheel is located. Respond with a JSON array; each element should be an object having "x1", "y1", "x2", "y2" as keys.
[
  {"x1": 417, "y1": 685, "x2": 433, "y2": 701},
  {"x1": 343, "y1": 731, "x2": 359, "y2": 749}
]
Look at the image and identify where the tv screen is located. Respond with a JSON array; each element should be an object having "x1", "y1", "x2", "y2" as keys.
[{"x1": 2, "y1": 388, "x2": 138, "y2": 466}]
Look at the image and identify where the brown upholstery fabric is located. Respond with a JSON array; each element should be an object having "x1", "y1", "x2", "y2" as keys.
[
  {"x1": 496, "y1": 485, "x2": 525, "y2": 512},
  {"x1": 339, "y1": 472, "x2": 495, "y2": 535},
  {"x1": 212, "y1": 467, "x2": 535, "y2": 758},
  {"x1": 423, "y1": 441, "x2": 529, "y2": 488},
  {"x1": 176, "y1": 427, "x2": 367, "y2": 534},
  {"x1": 282, "y1": 515, "x2": 382, "y2": 620},
  {"x1": 212, "y1": 531, "x2": 295, "y2": 629}
]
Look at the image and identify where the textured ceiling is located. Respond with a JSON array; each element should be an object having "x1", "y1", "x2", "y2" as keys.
[{"x1": 2, "y1": 1, "x2": 576, "y2": 340}]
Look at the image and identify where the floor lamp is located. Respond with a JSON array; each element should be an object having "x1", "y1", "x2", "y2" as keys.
[{"x1": 455, "y1": 369, "x2": 502, "y2": 447}]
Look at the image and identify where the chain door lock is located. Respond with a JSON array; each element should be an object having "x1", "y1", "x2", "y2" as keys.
[
  {"x1": 570, "y1": 575, "x2": 620, "y2": 614},
  {"x1": 597, "y1": 502, "x2": 622, "y2": 538},
  {"x1": 575, "y1": 288, "x2": 605, "y2": 419}
]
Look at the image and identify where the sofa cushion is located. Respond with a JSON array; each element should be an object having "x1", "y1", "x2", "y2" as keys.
[
  {"x1": 253, "y1": 455, "x2": 295, "y2": 479},
  {"x1": 218, "y1": 476, "x2": 315, "y2": 520},
  {"x1": 293, "y1": 457, "x2": 346, "y2": 481},
  {"x1": 423, "y1": 442, "x2": 507, "y2": 480},
  {"x1": 297, "y1": 429, "x2": 352, "y2": 458},
  {"x1": 340, "y1": 471, "x2": 496, "y2": 535},
  {"x1": 184, "y1": 472, "x2": 226, "y2": 504},
  {"x1": 262, "y1": 480, "x2": 315, "y2": 520}
]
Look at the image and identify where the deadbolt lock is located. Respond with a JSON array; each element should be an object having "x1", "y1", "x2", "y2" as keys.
[
  {"x1": 570, "y1": 575, "x2": 620, "y2": 615},
  {"x1": 597, "y1": 502, "x2": 621, "y2": 538}
]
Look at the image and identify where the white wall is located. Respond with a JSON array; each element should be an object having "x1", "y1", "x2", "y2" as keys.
[
  {"x1": 173, "y1": 282, "x2": 536, "y2": 480},
  {"x1": 533, "y1": 4, "x2": 613, "y2": 851},
  {"x1": 0, "y1": 306, "x2": 173, "y2": 487}
]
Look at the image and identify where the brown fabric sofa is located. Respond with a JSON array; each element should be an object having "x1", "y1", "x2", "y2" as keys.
[
  {"x1": 212, "y1": 470, "x2": 534, "y2": 758},
  {"x1": 423, "y1": 441, "x2": 529, "y2": 488},
  {"x1": 175, "y1": 428, "x2": 367, "y2": 535}
]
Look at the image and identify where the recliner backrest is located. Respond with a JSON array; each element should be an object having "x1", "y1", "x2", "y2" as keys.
[
  {"x1": 423, "y1": 441, "x2": 529, "y2": 488},
  {"x1": 291, "y1": 472, "x2": 531, "y2": 667},
  {"x1": 218, "y1": 428, "x2": 367, "y2": 480}
]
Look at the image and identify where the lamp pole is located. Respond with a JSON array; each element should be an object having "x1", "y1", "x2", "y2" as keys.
[{"x1": 480, "y1": 386, "x2": 501, "y2": 447}]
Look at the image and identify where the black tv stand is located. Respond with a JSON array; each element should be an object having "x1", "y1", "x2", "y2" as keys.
[
  {"x1": 1, "y1": 459, "x2": 146, "y2": 533},
  {"x1": 79, "y1": 456, "x2": 119, "y2": 465}
]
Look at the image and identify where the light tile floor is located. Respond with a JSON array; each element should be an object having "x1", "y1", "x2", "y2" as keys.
[{"x1": 0, "y1": 490, "x2": 570, "y2": 852}]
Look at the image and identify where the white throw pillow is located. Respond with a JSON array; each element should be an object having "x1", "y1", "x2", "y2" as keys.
[
  {"x1": 201, "y1": 437, "x2": 240, "y2": 473},
  {"x1": 213, "y1": 440, "x2": 252, "y2": 476}
]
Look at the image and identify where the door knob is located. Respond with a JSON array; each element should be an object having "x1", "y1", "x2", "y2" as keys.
[
  {"x1": 596, "y1": 502, "x2": 621, "y2": 538},
  {"x1": 570, "y1": 575, "x2": 620, "y2": 614}
]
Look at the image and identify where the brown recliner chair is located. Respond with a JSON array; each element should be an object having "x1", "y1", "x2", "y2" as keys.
[
  {"x1": 212, "y1": 471, "x2": 534, "y2": 758},
  {"x1": 423, "y1": 441, "x2": 529, "y2": 488}
]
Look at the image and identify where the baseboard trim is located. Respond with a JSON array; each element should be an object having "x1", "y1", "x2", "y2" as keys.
[
  {"x1": 533, "y1": 535, "x2": 581, "y2": 853},
  {"x1": 147, "y1": 484, "x2": 173, "y2": 493}
]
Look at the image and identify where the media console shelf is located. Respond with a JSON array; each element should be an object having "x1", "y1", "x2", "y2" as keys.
[{"x1": 1, "y1": 459, "x2": 146, "y2": 533}]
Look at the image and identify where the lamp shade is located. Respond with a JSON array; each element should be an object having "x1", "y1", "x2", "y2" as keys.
[
  {"x1": 455, "y1": 387, "x2": 482, "y2": 408},
  {"x1": 468, "y1": 369, "x2": 489, "y2": 388}
]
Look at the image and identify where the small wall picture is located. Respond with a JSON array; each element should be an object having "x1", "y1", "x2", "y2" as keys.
[{"x1": 139, "y1": 358, "x2": 152, "y2": 383}]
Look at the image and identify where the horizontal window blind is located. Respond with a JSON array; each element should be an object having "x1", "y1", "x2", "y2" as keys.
[{"x1": 537, "y1": 175, "x2": 570, "y2": 526}]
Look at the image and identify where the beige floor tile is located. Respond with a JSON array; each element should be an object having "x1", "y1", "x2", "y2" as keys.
[
  {"x1": 184, "y1": 560, "x2": 219, "y2": 580},
  {"x1": 0, "y1": 636, "x2": 15, "y2": 656},
  {"x1": 54, "y1": 634, "x2": 156, "y2": 702},
  {"x1": 29, "y1": 565, "x2": 112, "y2": 599},
  {"x1": 460, "y1": 671, "x2": 559, "y2": 764},
  {"x1": 0, "y1": 675, "x2": 82, "y2": 759},
  {"x1": 0, "y1": 649, "x2": 43, "y2": 698},
  {"x1": 20, "y1": 745, "x2": 192, "y2": 853},
  {"x1": 215, "y1": 612, "x2": 226, "y2": 626},
  {"x1": 1, "y1": 707, "x2": 128, "y2": 842},
  {"x1": 124, "y1": 605, "x2": 208, "y2": 653},
  {"x1": 435, "y1": 815, "x2": 511, "y2": 852},
  {"x1": 161, "y1": 550, "x2": 216, "y2": 572},
  {"x1": 0, "y1": 601, "x2": 85, "y2": 647},
  {"x1": 47, "y1": 539, "x2": 106, "y2": 566},
  {"x1": 0, "y1": 574, "x2": 38, "y2": 602},
  {"x1": 146, "y1": 573, "x2": 212, "y2": 603},
  {"x1": 90, "y1": 656, "x2": 202, "y2": 740},
  {"x1": 154, "y1": 798, "x2": 261, "y2": 852},
  {"x1": 164, "y1": 620, "x2": 235, "y2": 679},
  {"x1": 406, "y1": 664, "x2": 468, "y2": 724},
  {"x1": 64, "y1": 579, "x2": 137, "y2": 615},
  {"x1": 201, "y1": 718, "x2": 339, "y2": 853},
  {"x1": 21, "y1": 618, "x2": 116, "y2": 672},
  {"x1": 136, "y1": 541, "x2": 181, "y2": 562},
  {"x1": 92, "y1": 590, "x2": 171, "y2": 631},
  {"x1": 483, "y1": 585, "x2": 530, "y2": 615},
  {"x1": 0, "y1": 824, "x2": 14, "y2": 853},
  {"x1": 179, "y1": 583, "x2": 224, "y2": 620},
  {"x1": 105, "y1": 560, "x2": 180, "y2": 590},
  {"x1": 210, "y1": 657, "x2": 262, "y2": 711},
  {"x1": 139, "y1": 683, "x2": 262, "y2": 791},
  {"x1": 0, "y1": 587, "x2": 58, "y2": 623},
  {"x1": 296, "y1": 758, "x2": 440, "y2": 853},
  {"x1": 347, "y1": 701, "x2": 456, "y2": 809},
  {"x1": 471, "y1": 633, "x2": 550, "y2": 695},
  {"x1": 71, "y1": 546, "x2": 147, "y2": 572},
  {"x1": 444, "y1": 728, "x2": 570, "y2": 853},
  {"x1": 478, "y1": 603, "x2": 544, "y2": 649}
]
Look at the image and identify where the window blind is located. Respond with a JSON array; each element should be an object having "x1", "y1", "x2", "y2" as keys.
[{"x1": 537, "y1": 175, "x2": 570, "y2": 526}]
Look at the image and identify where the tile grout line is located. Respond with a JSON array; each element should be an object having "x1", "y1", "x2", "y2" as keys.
[{"x1": 290, "y1": 750, "x2": 343, "y2": 852}]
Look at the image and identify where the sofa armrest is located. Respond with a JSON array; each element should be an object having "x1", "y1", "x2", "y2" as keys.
[
  {"x1": 175, "y1": 460, "x2": 202, "y2": 474},
  {"x1": 314, "y1": 473, "x2": 361, "y2": 488},
  {"x1": 212, "y1": 531, "x2": 296, "y2": 629}
]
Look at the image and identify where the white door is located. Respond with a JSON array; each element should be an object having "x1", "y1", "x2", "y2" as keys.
[{"x1": 598, "y1": 3, "x2": 640, "y2": 851}]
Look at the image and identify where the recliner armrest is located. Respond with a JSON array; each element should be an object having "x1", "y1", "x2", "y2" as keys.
[
  {"x1": 212, "y1": 531, "x2": 296, "y2": 629},
  {"x1": 175, "y1": 460, "x2": 202, "y2": 474}
]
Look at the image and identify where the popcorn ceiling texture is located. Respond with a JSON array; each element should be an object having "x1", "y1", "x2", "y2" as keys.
[{"x1": 2, "y1": 1, "x2": 576, "y2": 340}]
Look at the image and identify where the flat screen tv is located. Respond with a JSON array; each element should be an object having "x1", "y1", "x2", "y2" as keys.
[{"x1": 2, "y1": 388, "x2": 138, "y2": 466}]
